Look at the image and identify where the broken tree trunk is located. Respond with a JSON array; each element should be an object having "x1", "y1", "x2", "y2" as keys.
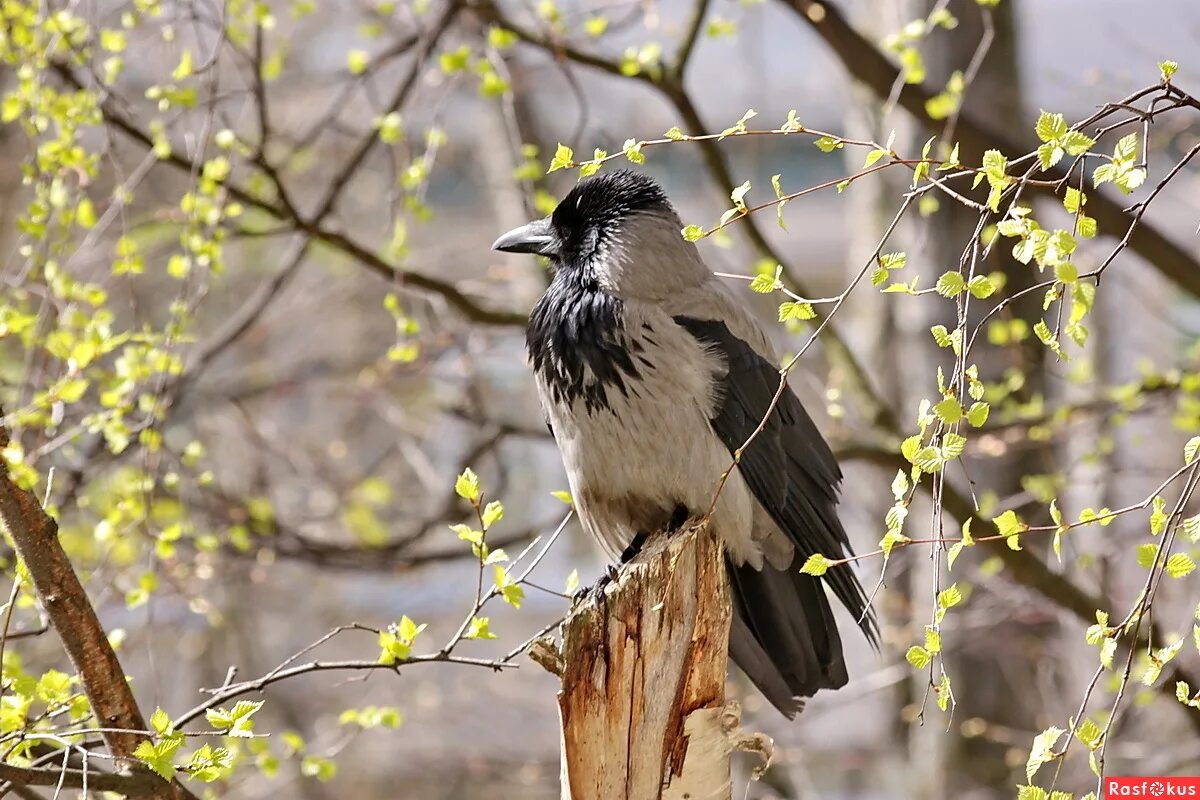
[{"x1": 555, "y1": 522, "x2": 737, "y2": 800}]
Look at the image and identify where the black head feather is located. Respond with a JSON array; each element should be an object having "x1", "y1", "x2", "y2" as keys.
[
  {"x1": 526, "y1": 171, "x2": 669, "y2": 413},
  {"x1": 548, "y1": 170, "x2": 672, "y2": 269}
]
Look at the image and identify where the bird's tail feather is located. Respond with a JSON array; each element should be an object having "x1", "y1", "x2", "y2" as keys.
[{"x1": 727, "y1": 558, "x2": 848, "y2": 719}]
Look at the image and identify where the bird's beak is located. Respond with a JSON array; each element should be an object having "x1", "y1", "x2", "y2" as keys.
[{"x1": 492, "y1": 218, "x2": 558, "y2": 257}]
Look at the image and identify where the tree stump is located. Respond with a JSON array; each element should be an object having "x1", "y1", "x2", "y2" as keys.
[{"x1": 556, "y1": 523, "x2": 734, "y2": 800}]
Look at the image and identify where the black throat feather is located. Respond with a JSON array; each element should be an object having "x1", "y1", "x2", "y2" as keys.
[
  {"x1": 525, "y1": 171, "x2": 672, "y2": 413},
  {"x1": 527, "y1": 269, "x2": 641, "y2": 414}
]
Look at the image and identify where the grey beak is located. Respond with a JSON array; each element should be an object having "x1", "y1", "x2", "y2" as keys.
[{"x1": 492, "y1": 218, "x2": 558, "y2": 256}]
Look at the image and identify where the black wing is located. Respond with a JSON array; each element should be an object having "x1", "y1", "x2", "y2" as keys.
[{"x1": 674, "y1": 315, "x2": 876, "y2": 642}]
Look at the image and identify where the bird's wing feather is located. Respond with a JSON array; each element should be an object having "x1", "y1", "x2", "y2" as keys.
[{"x1": 673, "y1": 315, "x2": 876, "y2": 642}]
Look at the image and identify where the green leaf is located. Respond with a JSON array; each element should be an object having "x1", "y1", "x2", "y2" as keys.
[
  {"x1": 681, "y1": 224, "x2": 705, "y2": 242},
  {"x1": 494, "y1": 566, "x2": 525, "y2": 607},
  {"x1": 967, "y1": 275, "x2": 995, "y2": 299},
  {"x1": 1026, "y1": 726, "x2": 1065, "y2": 782},
  {"x1": 205, "y1": 700, "x2": 264, "y2": 738},
  {"x1": 439, "y1": 45, "x2": 470, "y2": 74},
  {"x1": 451, "y1": 523, "x2": 482, "y2": 545},
  {"x1": 185, "y1": 743, "x2": 233, "y2": 782},
  {"x1": 375, "y1": 112, "x2": 404, "y2": 144},
  {"x1": 1136, "y1": 543, "x2": 1159, "y2": 569},
  {"x1": 455, "y1": 468, "x2": 481, "y2": 502},
  {"x1": 398, "y1": 615, "x2": 424, "y2": 642},
  {"x1": 906, "y1": 646, "x2": 932, "y2": 669},
  {"x1": 935, "y1": 271, "x2": 965, "y2": 297},
  {"x1": 935, "y1": 671, "x2": 952, "y2": 711},
  {"x1": 622, "y1": 139, "x2": 645, "y2": 165},
  {"x1": 301, "y1": 755, "x2": 337, "y2": 782},
  {"x1": 1114, "y1": 132, "x2": 1138, "y2": 162},
  {"x1": 1182, "y1": 514, "x2": 1200, "y2": 543},
  {"x1": 941, "y1": 432, "x2": 966, "y2": 460},
  {"x1": 993, "y1": 509, "x2": 1026, "y2": 550},
  {"x1": 481, "y1": 500, "x2": 504, "y2": 529},
  {"x1": 35, "y1": 670, "x2": 72, "y2": 705},
  {"x1": 938, "y1": 584, "x2": 963, "y2": 609},
  {"x1": 466, "y1": 616, "x2": 497, "y2": 639},
  {"x1": 778, "y1": 301, "x2": 816, "y2": 322},
  {"x1": 1035, "y1": 111, "x2": 1067, "y2": 143},
  {"x1": 1185, "y1": 436, "x2": 1200, "y2": 464},
  {"x1": 150, "y1": 707, "x2": 172, "y2": 736},
  {"x1": 551, "y1": 490, "x2": 574, "y2": 505},
  {"x1": 1167, "y1": 553, "x2": 1197, "y2": 579},
  {"x1": 548, "y1": 143, "x2": 574, "y2": 173},
  {"x1": 880, "y1": 529, "x2": 911, "y2": 558},
  {"x1": 1151, "y1": 495, "x2": 1168, "y2": 535},
  {"x1": 488, "y1": 26, "x2": 518, "y2": 49},
  {"x1": 1075, "y1": 717, "x2": 1103, "y2": 749},
  {"x1": 730, "y1": 180, "x2": 751, "y2": 211},
  {"x1": 947, "y1": 520, "x2": 973, "y2": 570},
  {"x1": 578, "y1": 151, "x2": 604, "y2": 178},
  {"x1": 913, "y1": 447, "x2": 943, "y2": 473},
  {"x1": 813, "y1": 135, "x2": 843, "y2": 153},
  {"x1": 967, "y1": 401, "x2": 990, "y2": 427},
  {"x1": 1062, "y1": 129, "x2": 1095, "y2": 155},
  {"x1": 719, "y1": 108, "x2": 757, "y2": 139},
  {"x1": 863, "y1": 148, "x2": 888, "y2": 168},
  {"x1": 135, "y1": 739, "x2": 179, "y2": 781},
  {"x1": 1160, "y1": 60, "x2": 1178, "y2": 82},
  {"x1": 584, "y1": 15, "x2": 609, "y2": 36},
  {"x1": 1037, "y1": 142, "x2": 1063, "y2": 171},
  {"x1": 800, "y1": 553, "x2": 831, "y2": 576},
  {"x1": 749, "y1": 272, "x2": 780, "y2": 294},
  {"x1": 1055, "y1": 261, "x2": 1078, "y2": 284},
  {"x1": 664, "y1": 126, "x2": 687, "y2": 141},
  {"x1": 347, "y1": 49, "x2": 369, "y2": 75},
  {"x1": 933, "y1": 397, "x2": 964, "y2": 424}
]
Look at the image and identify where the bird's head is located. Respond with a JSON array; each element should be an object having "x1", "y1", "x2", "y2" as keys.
[{"x1": 492, "y1": 170, "x2": 708, "y2": 297}]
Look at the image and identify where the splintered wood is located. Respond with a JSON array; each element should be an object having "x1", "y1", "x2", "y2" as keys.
[{"x1": 557, "y1": 524, "x2": 734, "y2": 800}]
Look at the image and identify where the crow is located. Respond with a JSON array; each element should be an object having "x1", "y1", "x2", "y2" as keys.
[{"x1": 493, "y1": 170, "x2": 875, "y2": 717}]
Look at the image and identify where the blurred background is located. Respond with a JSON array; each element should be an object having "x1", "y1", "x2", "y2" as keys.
[{"x1": 2, "y1": 0, "x2": 1200, "y2": 798}]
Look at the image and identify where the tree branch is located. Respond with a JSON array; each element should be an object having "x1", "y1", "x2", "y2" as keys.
[
  {"x1": 0, "y1": 762, "x2": 166, "y2": 796},
  {"x1": 0, "y1": 417, "x2": 197, "y2": 798},
  {"x1": 837, "y1": 442, "x2": 1200, "y2": 736},
  {"x1": 777, "y1": 0, "x2": 1200, "y2": 299}
]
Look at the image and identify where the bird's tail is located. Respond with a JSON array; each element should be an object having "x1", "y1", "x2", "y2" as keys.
[{"x1": 726, "y1": 558, "x2": 848, "y2": 719}]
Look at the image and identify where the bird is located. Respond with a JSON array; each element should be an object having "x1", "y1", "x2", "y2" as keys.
[{"x1": 492, "y1": 169, "x2": 875, "y2": 718}]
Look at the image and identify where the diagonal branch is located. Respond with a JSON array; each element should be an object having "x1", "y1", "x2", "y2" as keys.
[
  {"x1": 0, "y1": 762, "x2": 166, "y2": 796},
  {"x1": 777, "y1": 0, "x2": 1200, "y2": 300},
  {"x1": 837, "y1": 442, "x2": 1200, "y2": 736},
  {"x1": 0, "y1": 417, "x2": 198, "y2": 798}
]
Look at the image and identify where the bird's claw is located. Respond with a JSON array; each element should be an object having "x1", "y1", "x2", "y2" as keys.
[{"x1": 570, "y1": 564, "x2": 621, "y2": 608}]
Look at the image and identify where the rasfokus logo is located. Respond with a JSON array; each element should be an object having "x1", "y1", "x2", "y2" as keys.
[{"x1": 1107, "y1": 777, "x2": 1200, "y2": 797}]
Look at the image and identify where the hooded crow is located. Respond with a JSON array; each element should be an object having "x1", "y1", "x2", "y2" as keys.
[{"x1": 494, "y1": 170, "x2": 875, "y2": 718}]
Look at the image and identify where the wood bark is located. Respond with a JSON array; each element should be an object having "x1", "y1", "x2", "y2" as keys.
[
  {"x1": 556, "y1": 523, "x2": 737, "y2": 800},
  {"x1": 0, "y1": 417, "x2": 195, "y2": 799}
]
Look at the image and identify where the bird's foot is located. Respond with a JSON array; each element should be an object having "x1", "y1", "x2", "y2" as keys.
[
  {"x1": 667, "y1": 504, "x2": 690, "y2": 534},
  {"x1": 571, "y1": 563, "x2": 620, "y2": 608}
]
